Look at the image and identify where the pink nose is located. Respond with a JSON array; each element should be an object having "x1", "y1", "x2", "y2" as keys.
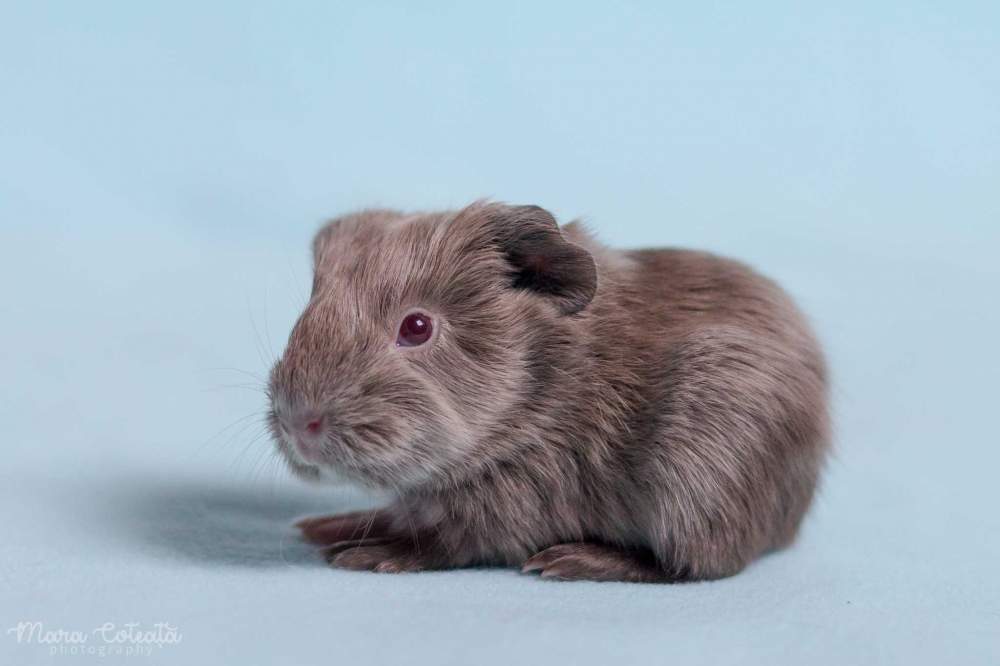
[{"x1": 304, "y1": 418, "x2": 323, "y2": 435}]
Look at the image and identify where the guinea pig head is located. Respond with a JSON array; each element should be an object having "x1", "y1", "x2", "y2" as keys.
[{"x1": 267, "y1": 202, "x2": 597, "y2": 489}]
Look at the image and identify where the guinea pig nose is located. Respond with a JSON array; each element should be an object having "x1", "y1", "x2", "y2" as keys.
[{"x1": 305, "y1": 418, "x2": 323, "y2": 435}]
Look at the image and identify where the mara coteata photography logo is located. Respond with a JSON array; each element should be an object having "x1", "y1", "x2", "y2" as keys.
[{"x1": 7, "y1": 621, "x2": 182, "y2": 658}]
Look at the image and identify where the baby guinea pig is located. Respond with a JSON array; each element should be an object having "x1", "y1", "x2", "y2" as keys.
[{"x1": 269, "y1": 201, "x2": 829, "y2": 582}]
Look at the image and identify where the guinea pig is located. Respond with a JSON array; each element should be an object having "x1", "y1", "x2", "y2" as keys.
[{"x1": 268, "y1": 201, "x2": 829, "y2": 582}]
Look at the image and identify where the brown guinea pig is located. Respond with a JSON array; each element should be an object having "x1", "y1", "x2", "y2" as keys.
[{"x1": 268, "y1": 201, "x2": 829, "y2": 582}]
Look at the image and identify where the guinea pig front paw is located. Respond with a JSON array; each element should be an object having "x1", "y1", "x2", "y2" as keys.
[
  {"x1": 295, "y1": 510, "x2": 393, "y2": 546},
  {"x1": 322, "y1": 538, "x2": 430, "y2": 573},
  {"x1": 521, "y1": 542, "x2": 670, "y2": 583}
]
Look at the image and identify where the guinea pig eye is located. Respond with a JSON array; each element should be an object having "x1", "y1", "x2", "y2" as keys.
[{"x1": 396, "y1": 312, "x2": 433, "y2": 347}]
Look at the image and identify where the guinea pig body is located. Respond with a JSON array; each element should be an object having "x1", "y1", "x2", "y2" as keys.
[{"x1": 271, "y1": 202, "x2": 829, "y2": 582}]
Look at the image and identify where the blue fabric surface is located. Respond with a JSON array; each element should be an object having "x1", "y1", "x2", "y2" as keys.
[{"x1": 2, "y1": 3, "x2": 998, "y2": 664}]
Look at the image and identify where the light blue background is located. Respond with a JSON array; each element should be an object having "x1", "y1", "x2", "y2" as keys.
[{"x1": 2, "y1": 3, "x2": 998, "y2": 665}]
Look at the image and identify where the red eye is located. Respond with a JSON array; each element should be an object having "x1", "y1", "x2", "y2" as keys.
[{"x1": 396, "y1": 312, "x2": 433, "y2": 347}]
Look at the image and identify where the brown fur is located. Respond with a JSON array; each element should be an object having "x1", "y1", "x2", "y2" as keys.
[{"x1": 269, "y1": 202, "x2": 829, "y2": 582}]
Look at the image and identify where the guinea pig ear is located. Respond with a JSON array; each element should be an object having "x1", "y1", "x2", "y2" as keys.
[{"x1": 491, "y1": 204, "x2": 598, "y2": 315}]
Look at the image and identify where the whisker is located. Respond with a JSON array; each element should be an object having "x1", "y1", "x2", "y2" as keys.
[
  {"x1": 264, "y1": 294, "x2": 277, "y2": 365},
  {"x1": 388, "y1": 480, "x2": 420, "y2": 554},
  {"x1": 190, "y1": 411, "x2": 267, "y2": 461},
  {"x1": 229, "y1": 426, "x2": 274, "y2": 473},
  {"x1": 200, "y1": 367, "x2": 268, "y2": 383},
  {"x1": 247, "y1": 298, "x2": 274, "y2": 371},
  {"x1": 286, "y1": 251, "x2": 309, "y2": 309},
  {"x1": 202, "y1": 383, "x2": 269, "y2": 395}
]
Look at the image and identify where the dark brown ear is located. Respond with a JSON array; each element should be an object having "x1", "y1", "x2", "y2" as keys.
[{"x1": 479, "y1": 203, "x2": 597, "y2": 315}]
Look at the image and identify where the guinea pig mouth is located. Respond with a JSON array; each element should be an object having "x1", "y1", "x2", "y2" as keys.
[
  {"x1": 269, "y1": 428, "x2": 320, "y2": 477},
  {"x1": 273, "y1": 426, "x2": 372, "y2": 485}
]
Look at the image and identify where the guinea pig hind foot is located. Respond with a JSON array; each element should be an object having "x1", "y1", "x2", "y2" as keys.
[
  {"x1": 521, "y1": 542, "x2": 672, "y2": 583},
  {"x1": 324, "y1": 539, "x2": 437, "y2": 573}
]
